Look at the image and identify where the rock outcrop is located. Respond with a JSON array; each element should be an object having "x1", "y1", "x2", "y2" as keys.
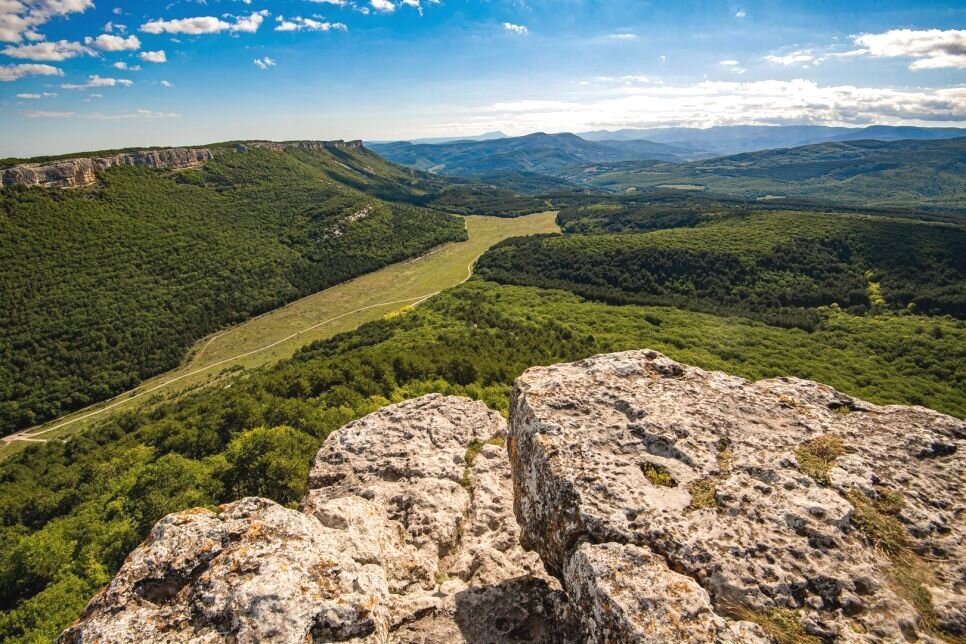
[
  {"x1": 245, "y1": 140, "x2": 365, "y2": 153},
  {"x1": 1, "y1": 148, "x2": 214, "y2": 189},
  {"x1": 509, "y1": 350, "x2": 965, "y2": 643},
  {"x1": 60, "y1": 351, "x2": 965, "y2": 643},
  {"x1": 61, "y1": 394, "x2": 574, "y2": 643}
]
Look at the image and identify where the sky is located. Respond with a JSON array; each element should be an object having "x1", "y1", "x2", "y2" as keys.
[{"x1": 0, "y1": 0, "x2": 964, "y2": 157}]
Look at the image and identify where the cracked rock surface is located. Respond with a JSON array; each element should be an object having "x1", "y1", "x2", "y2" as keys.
[
  {"x1": 509, "y1": 349, "x2": 965, "y2": 643},
  {"x1": 62, "y1": 394, "x2": 574, "y2": 643}
]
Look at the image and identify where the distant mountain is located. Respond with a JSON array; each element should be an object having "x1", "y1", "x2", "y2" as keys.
[
  {"x1": 578, "y1": 125, "x2": 966, "y2": 156},
  {"x1": 370, "y1": 132, "x2": 691, "y2": 176},
  {"x1": 562, "y1": 137, "x2": 966, "y2": 212},
  {"x1": 367, "y1": 131, "x2": 508, "y2": 146}
]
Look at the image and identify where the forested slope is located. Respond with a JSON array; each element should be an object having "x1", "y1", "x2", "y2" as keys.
[
  {"x1": 476, "y1": 202, "x2": 965, "y2": 329},
  {"x1": 0, "y1": 280, "x2": 963, "y2": 641},
  {"x1": 0, "y1": 145, "x2": 467, "y2": 432}
]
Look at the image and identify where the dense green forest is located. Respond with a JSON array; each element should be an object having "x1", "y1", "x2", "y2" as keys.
[
  {"x1": 1, "y1": 280, "x2": 964, "y2": 641},
  {"x1": 0, "y1": 146, "x2": 468, "y2": 433},
  {"x1": 476, "y1": 205, "x2": 965, "y2": 329}
]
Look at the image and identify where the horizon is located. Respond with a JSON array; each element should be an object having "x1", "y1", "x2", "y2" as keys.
[{"x1": 0, "y1": 1, "x2": 964, "y2": 157}]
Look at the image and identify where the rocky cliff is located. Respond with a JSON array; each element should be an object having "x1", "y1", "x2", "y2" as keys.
[
  {"x1": 1, "y1": 148, "x2": 215, "y2": 189},
  {"x1": 60, "y1": 351, "x2": 965, "y2": 643}
]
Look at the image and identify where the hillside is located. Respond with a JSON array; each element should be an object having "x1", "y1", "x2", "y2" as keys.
[
  {"x1": 561, "y1": 137, "x2": 966, "y2": 211},
  {"x1": 370, "y1": 132, "x2": 691, "y2": 176},
  {"x1": 476, "y1": 201, "x2": 966, "y2": 329},
  {"x1": 1, "y1": 277, "x2": 963, "y2": 641},
  {"x1": 578, "y1": 124, "x2": 966, "y2": 155},
  {"x1": 0, "y1": 142, "x2": 470, "y2": 434}
]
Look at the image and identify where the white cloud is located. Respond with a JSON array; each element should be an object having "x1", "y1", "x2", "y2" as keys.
[
  {"x1": 503, "y1": 22, "x2": 527, "y2": 34},
  {"x1": 607, "y1": 33, "x2": 638, "y2": 41},
  {"x1": 140, "y1": 16, "x2": 229, "y2": 35},
  {"x1": 275, "y1": 16, "x2": 347, "y2": 32},
  {"x1": 24, "y1": 109, "x2": 75, "y2": 117},
  {"x1": 61, "y1": 74, "x2": 133, "y2": 89},
  {"x1": 85, "y1": 33, "x2": 141, "y2": 51},
  {"x1": 851, "y1": 29, "x2": 966, "y2": 70},
  {"x1": 232, "y1": 9, "x2": 269, "y2": 33},
  {"x1": 0, "y1": 62, "x2": 62, "y2": 81},
  {"x1": 0, "y1": 0, "x2": 94, "y2": 43},
  {"x1": 140, "y1": 11, "x2": 269, "y2": 35},
  {"x1": 160, "y1": 79, "x2": 172, "y2": 87},
  {"x1": 719, "y1": 59, "x2": 746, "y2": 74},
  {"x1": 139, "y1": 49, "x2": 166, "y2": 63},
  {"x1": 16, "y1": 91, "x2": 55, "y2": 98},
  {"x1": 2, "y1": 38, "x2": 91, "y2": 60},
  {"x1": 765, "y1": 49, "x2": 817, "y2": 66},
  {"x1": 735, "y1": 9, "x2": 746, "y2": 18},
  {"x1": 253, "y1": 56, "x2": 275, "y2": 69},
  {"x1": 457, "y1": 79, "x2": 966, "y2": 133},
  {"x1": 113, "y1": 61, "x2": 141, "y2": 71},
  {"x1": 370, "y1": 0, "x2": 395, "y2": 12}
]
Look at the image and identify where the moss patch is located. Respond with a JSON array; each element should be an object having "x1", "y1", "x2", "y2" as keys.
[
  {"x1": 687, "y1": 478, "x2": 718, "y2": 509},
  {"x1": 796, "y1": 435, "x2": 845, "y2": 485},
  {"x1": 641, "y1": 461, "x2": 677, "y2": 487}
]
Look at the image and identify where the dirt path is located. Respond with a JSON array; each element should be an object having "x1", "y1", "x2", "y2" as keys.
[{"x1": 1, "y1": 212, "x2": 559, "y2": 457}]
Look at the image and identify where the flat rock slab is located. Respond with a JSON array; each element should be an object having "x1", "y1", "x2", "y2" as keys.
[{"x1": 509, "y1": 349, "x2": 965, "y2": 643}]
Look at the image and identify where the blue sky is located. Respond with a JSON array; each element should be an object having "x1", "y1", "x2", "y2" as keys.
[{"x1": 0, "y1": 0, "x2": 963, "y2": 156}]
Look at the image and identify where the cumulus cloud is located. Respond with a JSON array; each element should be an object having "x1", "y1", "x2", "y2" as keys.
[
  {"x1": 139, "y1": 49, "x2": 166, "y2": 63},
  {"x1": 735, "y1": 9, "x2": 746, "y2": 18},
  {"x1": 84, "y1": 33, "x2": 141, "y2": 51},
  {"x1": 503, "y1": 22, "x2": 527, "y2": 34},
  {"x1": 253, "y1": 56, "x2": 275, "y2": 69},
  {"x1": 112, "y1": 61, "x2": 140, "y2": 71},
  {"x1": 61, "y1": 74, "x2": 133, "y2": 89},
  {"x1": 140, "y1": 12, "x2": 268, "y2": 36},
  {"x1": 16, "y1": 90, "x2": 54, "y2": 98},
  {"x1": 459, "y1": 78, "x2": 966, "y2": 133},
  {"x1": 0, "y1": 0, "x2": 94, "y2": 43},
  {"x1": 160, "y1": 79, "x2": 172, "y2": 87},
  {"x1": 2, "y1": 38, "x2": 93, "y2": 60},
  {"x1": 0, "y1": 62, "x2": 62, "y2": 80},
  {"x1": 370, "y1": 0, "x2": 395, "y2": 12},
  {"x1": 852, "y1": 29, "x2": 966, "y2": 70},
  {"x1": 275, "y1": 16, "x2": 347, "y2": 32}
]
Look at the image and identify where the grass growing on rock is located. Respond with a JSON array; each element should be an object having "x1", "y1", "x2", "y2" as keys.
[
  {"x1": 724, "y1": 604, "x2": 821, "y2": 644},
  {"x1": 796, "y1": 435, "x2": 846, "y2": 485}
]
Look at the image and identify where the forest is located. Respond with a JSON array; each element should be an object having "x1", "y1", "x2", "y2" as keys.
[
  {"x1": 1, "y1": 279, "x2": 964, "y2": 641},
  {"x1": 476, "y1": 204, "x2": 965, "y2": 330},
  {"x1": 0, "y1": 147, "x2": 467, "y2": 433}
]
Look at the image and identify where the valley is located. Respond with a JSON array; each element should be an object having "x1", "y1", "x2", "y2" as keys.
[{"x1": 0, "y1": 211, "x2": 559, "y2": 460}]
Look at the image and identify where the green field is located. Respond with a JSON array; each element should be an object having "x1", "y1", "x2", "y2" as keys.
[{"x1": 0, "y1": 212, "x2": 559, "y2": 461}]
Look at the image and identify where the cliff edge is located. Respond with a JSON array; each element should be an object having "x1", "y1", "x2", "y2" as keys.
[{"x1": 60, "y1": 351, "x2": 965, "y2": 642}]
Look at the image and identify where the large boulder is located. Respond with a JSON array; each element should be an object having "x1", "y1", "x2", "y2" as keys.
[
  {"x1": 509, "y1": 349, "x2": 965, "y2": 643},
  {"x1": 62, "y1": 394, "x2": 575, "y2": 643}
]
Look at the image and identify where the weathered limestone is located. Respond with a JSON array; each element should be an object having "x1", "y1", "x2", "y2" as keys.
[
  {"x1": 1, "y1": 148, "x2": 214, "y2": 188},
  {"x1": 509, "y1": 349, "x2": 965, "y2": 643},
  {"x1": 59, "y1": 351, "x2": 966, "y2": 642},
  {"x1": 62, "y1": 394, "x2": 574, "y2": 643}
]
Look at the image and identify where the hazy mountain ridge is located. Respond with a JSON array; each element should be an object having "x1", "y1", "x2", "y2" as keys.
[
  {"x1": 370, "y1": 132, "x2": 693, "y2": 176},
  {"x1": 562, "y1": 136, "x2": 966, "y2": 211}
]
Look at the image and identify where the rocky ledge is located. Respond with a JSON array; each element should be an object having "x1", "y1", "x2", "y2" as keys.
[
  {"x1": 1, "y1": 148, "x2": 214, "y2": 189},
  {"x1": 61, "y1": 351, "x2": 965, "y2": 643}
]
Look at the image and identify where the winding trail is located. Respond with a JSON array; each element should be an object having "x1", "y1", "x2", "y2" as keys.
[{"x1": 1, "y1": 212, "x2": 558, "y2": 455}]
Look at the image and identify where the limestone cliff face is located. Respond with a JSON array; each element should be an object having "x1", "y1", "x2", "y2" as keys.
[
  {"x1": 60, "y1": 352, "x2": 965, "y2": 643},
  {"x1": 0, "y1": 148, "x2": 214, "y2": 189}
]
